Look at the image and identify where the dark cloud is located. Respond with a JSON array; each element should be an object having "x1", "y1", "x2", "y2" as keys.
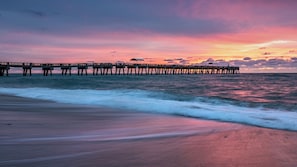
[
  {"x1": 179, "y1": 59, "x2": 190, "y2": 65},
  {"x1": 263, "y1": 52, "x2": 272, "y2": 55},
  {"x1": 22, "y1": 9, "x2": 47, "y2": 18},
  {"x1": 164, "y1": 58, "x2": 190, "y2": 65},
  {"x1": 0, "y1": 0, "x2": 297, "y2": 37},
  {"x1": 231, "y1": 58, "x2": 296, "y2": 69},
  {"x1": 243, "y1": 57, "x2": 252, "y2": 61},
  {"x1": 206, "y1": 58, "x2": 215, "y2": 62},
  {"x1": 198, "y1": 58, "x2": 224, "y2": 65},
  {"x1": 164, "y1": 59, "x2": 175, "y2": 64},
  {"x1": 265, "y1": 58, "x2": 286, "y2": 67},
  {"x1": 0, "y1": 0, "x2": 233, "y2": 36},
  {"x1": 193, "y1": 57, "x2": 297, "y2": 71},
  {"x1": 175, "y1": 58, "x2": 184, "y2": 61}
]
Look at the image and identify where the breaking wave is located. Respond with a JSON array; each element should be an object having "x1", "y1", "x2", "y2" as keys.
[{"x1": 0, "y1": 88, "x2": 296, "y2": 131}]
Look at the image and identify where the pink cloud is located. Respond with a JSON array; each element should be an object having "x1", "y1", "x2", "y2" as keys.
[{"x1": 176, "y1": 0, "x2": 297, "y2": 23}]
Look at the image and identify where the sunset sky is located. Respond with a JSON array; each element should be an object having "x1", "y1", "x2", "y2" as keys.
[{"x1": 0, "y1": 0, "x2": 297, "y2": 72}]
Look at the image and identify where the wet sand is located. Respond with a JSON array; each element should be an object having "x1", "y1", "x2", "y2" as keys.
[{"x1": 1, "y1": 95, "x2": 297, "y2": 167}]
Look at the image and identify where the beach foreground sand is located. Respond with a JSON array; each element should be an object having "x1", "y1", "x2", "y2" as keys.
[{"x1": 1, "y1": 95, "x2": 297, "y2": 167}]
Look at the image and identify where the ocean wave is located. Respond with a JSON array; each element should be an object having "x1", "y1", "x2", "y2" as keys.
[{"x1": 0, "y1": 87, "x2": 297, "y2": 131}]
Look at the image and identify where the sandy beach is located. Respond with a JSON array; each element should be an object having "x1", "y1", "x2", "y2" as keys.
[{"x1": 1, "y1": 94, "x2": 297, "y2": 167}]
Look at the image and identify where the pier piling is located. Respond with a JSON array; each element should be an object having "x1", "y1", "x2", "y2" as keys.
[
  {"x1": 61, "y1": 64, "x2": 72, "y2": 75},
  {"x1": 22, "y1": 63, "x2": 32, "y2": 76},
  {"x1": 115, "y1": 63, "x2": 125, "y2": 75},
  {"x1": 0, "y1": 62, "x2": 10, "y2": 76},
  {"x1": 42, "y1": 64, "x2": 54, "y2": 76},
  {"x1": 78, "y1": 64, "x2": 88, "y2": 75},
  {"x1": 100, "y1": 63, "x2": 113, "y2": 75}
]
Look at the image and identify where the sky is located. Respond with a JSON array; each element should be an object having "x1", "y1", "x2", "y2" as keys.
[{"x1": 0, "y1": 0, "x2": 297, "y2": 73}]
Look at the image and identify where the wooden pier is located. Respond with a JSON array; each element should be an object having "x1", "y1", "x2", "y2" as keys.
[{"x1": 0, "y1": 62, "x2": 239, "y2": 76}]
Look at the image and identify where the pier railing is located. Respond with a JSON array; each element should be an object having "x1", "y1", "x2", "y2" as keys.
[{"x1": 0, "y1": 62, "x2": 239, "y2": 76}]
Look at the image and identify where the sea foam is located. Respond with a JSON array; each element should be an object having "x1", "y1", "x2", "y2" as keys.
[{"x1": 0, "y1": 88, "x2": 296, "y2": 131}]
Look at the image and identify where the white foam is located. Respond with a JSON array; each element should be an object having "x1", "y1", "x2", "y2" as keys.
[{"x1": 1, "y1": 88, "x2": 297, "y2": 131}]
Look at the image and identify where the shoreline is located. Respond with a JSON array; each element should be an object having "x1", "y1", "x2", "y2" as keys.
[{"x1": 1, "y1": 94, "x2": 297, "y2": 166}]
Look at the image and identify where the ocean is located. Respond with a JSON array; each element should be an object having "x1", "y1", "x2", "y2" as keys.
[{"x1": 0, "y1": 73, "x2": 296, "y2": 131}]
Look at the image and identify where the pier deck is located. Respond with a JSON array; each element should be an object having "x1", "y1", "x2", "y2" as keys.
[{"x1": 0, "y1": 62, "x2": 239, "y2": 76}]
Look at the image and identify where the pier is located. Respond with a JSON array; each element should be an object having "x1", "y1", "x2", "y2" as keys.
[{"x1": 0, "y1": 62, "x2": 239, "y2": 76}]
